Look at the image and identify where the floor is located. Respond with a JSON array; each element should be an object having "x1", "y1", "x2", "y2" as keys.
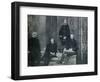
[{"x1": 40, "y1": 52, "x2": 77, "y2": 66}]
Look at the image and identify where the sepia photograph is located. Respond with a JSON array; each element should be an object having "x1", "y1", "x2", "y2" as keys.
[{"x1": 28, "y1": 15, "x2": 88, "y2": 66}]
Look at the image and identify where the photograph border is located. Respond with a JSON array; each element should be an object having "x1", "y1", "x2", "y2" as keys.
[{"x1": 11, "y1": 1, "x2": 98, "y2": 80}]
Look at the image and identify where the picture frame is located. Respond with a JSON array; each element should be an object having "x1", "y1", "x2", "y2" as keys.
[{"x1": 11, "y1": 1, "x2": 98, "y2": 80}]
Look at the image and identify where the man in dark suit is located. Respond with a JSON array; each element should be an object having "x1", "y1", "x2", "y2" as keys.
[
  {"x1": 60, "y1": 34, "x2": 78, "y2": 64},
  {"x1": 28, "y1": 32, "x2": 41, "y2": 66},
  {"x1": 59, "y1": 19, "x2": 70, "y2": 46},
  {"x1": 44, "y1": 38, "x2": 57, "y2": 65},
  {"x1": 69, "y1": 34, "x2": 78, "y2": 52}
]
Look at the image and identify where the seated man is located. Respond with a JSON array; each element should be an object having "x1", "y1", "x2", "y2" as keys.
[
  {"x1": 43, "y1": 38, "x2": 57, "y2": 65},
  {"x1": 60, "y1": 34, "x2": 78, "y2": 64},
  {"x1": 67, "y1": 34, "x2": 78, "y2": 53}
]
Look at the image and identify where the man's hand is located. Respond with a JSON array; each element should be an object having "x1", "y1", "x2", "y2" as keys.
[
  {"x1": 50, "y1": 52, "x2": 55, "y2": 56},
  {"x1": 63, "y1": 48, "x2": 67, "y2": 52},
  {"x1": 63, "y1": 36, "x2": 66, "y2": 39},
  {"x1": 69, "y1": 48, "x2": 73, "y2": 51},
  {"x1": 67, "y1": 48, "x2": 74, "y2": 52},
  {"x1": 63, "y1": 48, "x2": 74, "y2": 53}
]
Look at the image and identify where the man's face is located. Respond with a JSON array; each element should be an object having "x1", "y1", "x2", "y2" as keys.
[
  {"x1": 64, "y1": 19, "x2": 67, "y2": 23},
  {"x1": 70, "y1": 34, "x2": 74, "y2": 39},
  {"x1": 32, "y1": 32, "x2": 37, "y2": 38},
  {"x1": 51, "y1": 38, "x2": 54, "y2": 44}
]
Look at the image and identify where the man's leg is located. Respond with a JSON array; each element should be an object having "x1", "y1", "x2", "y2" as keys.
[{"x1": 59, "y1": 53, "x2": 65, "y2": 64}]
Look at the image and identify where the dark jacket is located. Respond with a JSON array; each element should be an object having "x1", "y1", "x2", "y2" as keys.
[
  {"x1": 59, "y1": 24, "x2": 70, "y2": 40},
  {"x1": 28, "y1": 37, "x2": 41, "y2": 66},
  {"x1": 28, "y1": 37, "x2": 40, "y2": 55},
  {"x1": 67, "y1": 38, "x2": 78, "y2": 51},
  {"x1": 43, "y1": 42, "x2": 57, "y2": 65},
  {"x1": 44, "y1": 42, "x2": 57, "y2": 58}
]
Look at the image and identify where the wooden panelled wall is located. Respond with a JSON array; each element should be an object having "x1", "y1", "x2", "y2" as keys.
[{"x1": 28, "y1": 15, "x2": 88, "y2": 64}]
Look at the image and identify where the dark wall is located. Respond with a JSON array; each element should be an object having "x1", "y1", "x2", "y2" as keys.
[{"x1": 28, "y1": 15, "x2": 46, "y2": 51}]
